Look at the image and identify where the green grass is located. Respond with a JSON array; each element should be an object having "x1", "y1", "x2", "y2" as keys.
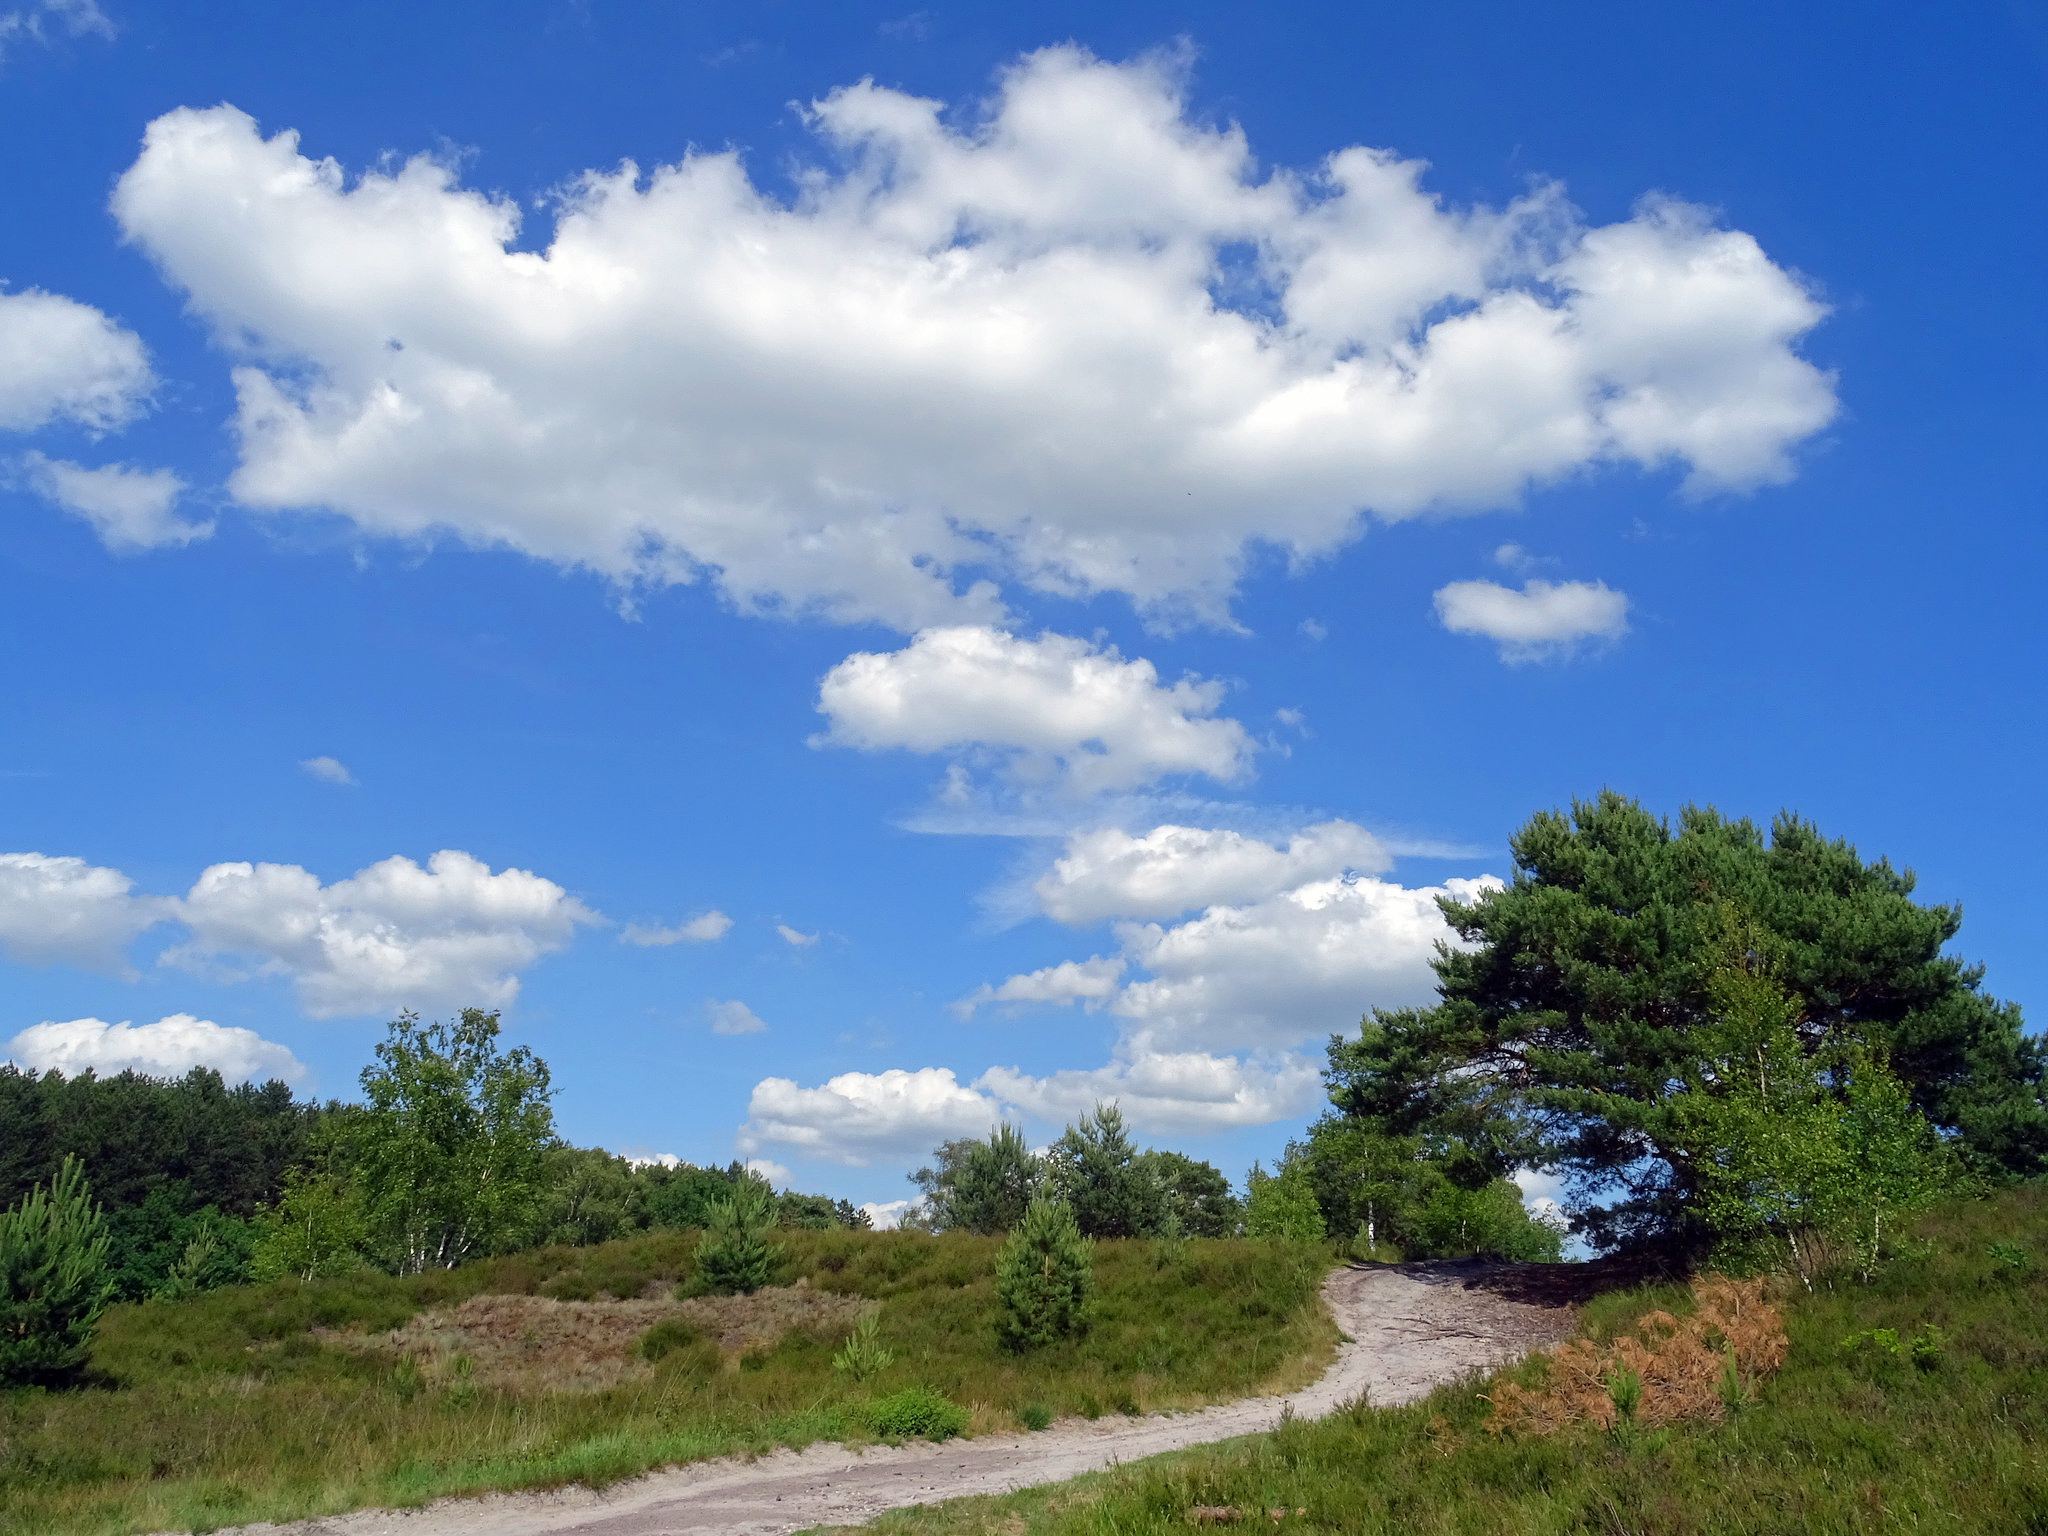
[
  {"x1": 0, "y1": 1229, "x2": 1334, "y2": 1536},
  {"x1": 838, "y1": 1187, "x2": 2048, "y2": 1536}
]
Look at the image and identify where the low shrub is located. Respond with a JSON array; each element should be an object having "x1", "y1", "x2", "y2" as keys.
[
  {"x1": 637, "y1": 1317, "x2": 702, "y2": 1362},
  {"x1": 0, "y1": 1224, "x2": 1334, "y2": 1534},
  {"x1": 850, "y1": 1188, "x2": 2048, "y2": 1536},
  {"x1": 865, "y1": 1385, "x2": 969, "y2": 1441}
]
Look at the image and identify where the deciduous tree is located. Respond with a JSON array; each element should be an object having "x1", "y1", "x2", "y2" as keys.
[{"x1": 348, "y1": 1009, "x2": 555, "y2": 1273}]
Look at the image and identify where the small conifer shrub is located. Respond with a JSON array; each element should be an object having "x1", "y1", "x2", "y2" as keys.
[
  {"x1": 0, "y1": 1157, "x2": 116, "y2": 1387},
  {"x1": 994, "y1": 1198, "x2": 1094, "y2": 1351},
  {"x1": 693, "y1": 1180, "x2": 782, "y2": 1296},
  {"x1": 832, "y1": 1305, "x2": 894, "y2": 1383}
]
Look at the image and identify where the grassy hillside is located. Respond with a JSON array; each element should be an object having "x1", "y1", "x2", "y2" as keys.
[
  {"x1": 0, "y1": 1227, "x2": 1333, "y2": 1536},
  {"x1": 846, "y1": 1186, "x2": 2048, "y2": 1536}
]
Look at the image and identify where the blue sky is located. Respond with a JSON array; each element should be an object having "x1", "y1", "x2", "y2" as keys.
[{"x1": 3, "y1": 0, "x2": 2043, "y2": 1218}]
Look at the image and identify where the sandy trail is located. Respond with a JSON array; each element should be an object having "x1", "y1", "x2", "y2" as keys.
[{"x1": 208, "y1": 1264, "x2": 1575, "y2": 1536}]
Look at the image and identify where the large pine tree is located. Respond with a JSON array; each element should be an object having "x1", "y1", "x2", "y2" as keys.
[{"x1": 1327, "y1": 792, "x2": 2046, "y2": 1253}]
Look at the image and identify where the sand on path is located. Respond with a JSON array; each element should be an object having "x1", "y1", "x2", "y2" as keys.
[{"x1": 202, "y1": 1263, "x2": 1576, "y2": 1536}]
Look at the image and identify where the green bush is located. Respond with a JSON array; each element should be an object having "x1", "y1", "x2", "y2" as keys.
[
  {"x1": 693, "y1": 1179, "x2": 782, "y2": 1295},
  {"x1": 636, "y1": 1317, "x2": 702, "y2": 1361},
  {"x1": 994, "y1": 1199, "x2": 1094, "y2": 1351},
  {"x1": 0, "y1": 1156, "x2": 116, "y2": 1386},
  {"x1": 248, "y1": 1169, "x2": 370, "y2": 1283},
  {"x1": 865, "y1": 1385, "x2": 968, "y2": 1440},
  {"x1": 1243, "y1": 1160, "x2": 1326, "y2": 1242},
  {"x1": 1019, "y1": 1402, "x2": 1053, "y2": 1431}
]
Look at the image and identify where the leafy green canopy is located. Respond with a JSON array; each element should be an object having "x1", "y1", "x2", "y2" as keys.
[
  {"x1": 1327, "y1": 793, "x2": 2046, "y2": 1253},
  {"x1": 1287, "y1": 1120, "x2": 1562, "y2": 1262},
  {"x1": 912, "y1": 1113, "x2": 1239, "y2": 1239},
  {"x1": 347, "y1": 1008, "x2": 557, "y2": 1274},
  {"x1": 1243, "y1": 1159, "x2": 1326, "y2": 1242},
  {"x1": 1046, "y1": 1104, "x2": 1165, "y2": 1239},
  {"x1": 1667, "y1": 938, "x2": 1951, "y2": 1281}
]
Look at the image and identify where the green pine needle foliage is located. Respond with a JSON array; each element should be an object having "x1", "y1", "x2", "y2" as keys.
[
  {"x1": 994, "y1": 1199, "x2": 1095, "y2": 1351},
  {"x1": 692, "y1": 1180, "x2": 783, "y2": 1296},
  {"x1": 0, "y1": 1155, "x2": 115, "y2": 1386},
  {"x1": 832, "y1": 1305, "x2": 895, "y2": 1382}
]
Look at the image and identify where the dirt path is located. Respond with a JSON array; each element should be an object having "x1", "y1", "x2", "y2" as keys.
[{"x1": 208, "y1": 1264, "x2": 1576, "y2": 1536}]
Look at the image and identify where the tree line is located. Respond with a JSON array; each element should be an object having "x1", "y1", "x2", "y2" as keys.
[{"x1": 0, "y1": 1008, "x2": 864, "y2": 1305}]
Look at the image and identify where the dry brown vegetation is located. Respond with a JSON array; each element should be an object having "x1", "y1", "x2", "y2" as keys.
[
  {"x1": 1482, "y1": 1276, "x2": 1788, "y2": 1436},
  {"x1": 317, "y1": 1280, "x2": 868, "y2": 1394}
]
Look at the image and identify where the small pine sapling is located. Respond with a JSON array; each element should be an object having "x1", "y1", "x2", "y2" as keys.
[
  {"x1": 994, "y1": 1198, "x2": 1094, "y2": 1351},
  {"x1": 832, "y1": 1305, "x2": 894, "y2": 1383},
  {"x1": 0, "y1": 1156, "x2": 116, "y2": 1387},
  {"x1": 694, "y1": 1179, "x2": 782, "y2": 1296}
]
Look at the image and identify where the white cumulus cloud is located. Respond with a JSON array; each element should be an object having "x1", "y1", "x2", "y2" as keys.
[
  {"x1": 4, "y1": 1014, "x2": 305, "y2": 1084},
  {"x1": 859, "y1": 1198, "x2": 917, "y2": 1231},
  {"x1": 1031, "y1": 819, "x2": 1390, "y2": 925},
  {"x1": 977, "y1": 1047, "x2": 1321, "y2": 1132},
  {"x1": 169, "y1": 849, "x2": 599, "y2": 1017},
  {"x1": 0, "y1": 285, "x2": 151, "y2": 432},
  {"x1": 738, "y1": 1066, "x2": 1005, "y2": 1166},
  {"x1": 952, "y1": 955, "x2": 1125, "y2": 1019},
  {"x1": 0, "y1": 851, "x2": 169, "y2": 973},
  {"x1": 775, "y1": 924, "x2": 818, "y2": 947},
  {"x1": 1435, "y1": 576, "x2": 1630, "y2": 661},
  {"x1": 1107, "y1": 873, "x2": 1500, "y2": 1053},
  {"x1": 707, "y1": 998, "x2": 768, "y2": 1035},
  {"x1": 108, "y1": 49, "x2": 1832, "y2": 630},
  {"x1": 747, "y1": 845, "x2": 1466, "y2": 1138},
  {"x1": 621, "y1": 910, "x2": 732, "y2": 945},
  {"x1": 815, "y1": 626, "x2": 1253, "y2": 796},
  {"x1": 955, "y1": 866, "x2": 1502, "y2": 1130},
  {"x1": 16, "y1": 453, "x2": 207, "y2": 551}
]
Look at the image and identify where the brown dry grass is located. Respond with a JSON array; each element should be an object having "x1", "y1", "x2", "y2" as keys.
[
  {"x1": 316, "y1": 1280, "x2": 869, "y2": 1394},
  {"x1": 1483, "y1": 1275, "x2": 1788, "y2": 1435}
]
